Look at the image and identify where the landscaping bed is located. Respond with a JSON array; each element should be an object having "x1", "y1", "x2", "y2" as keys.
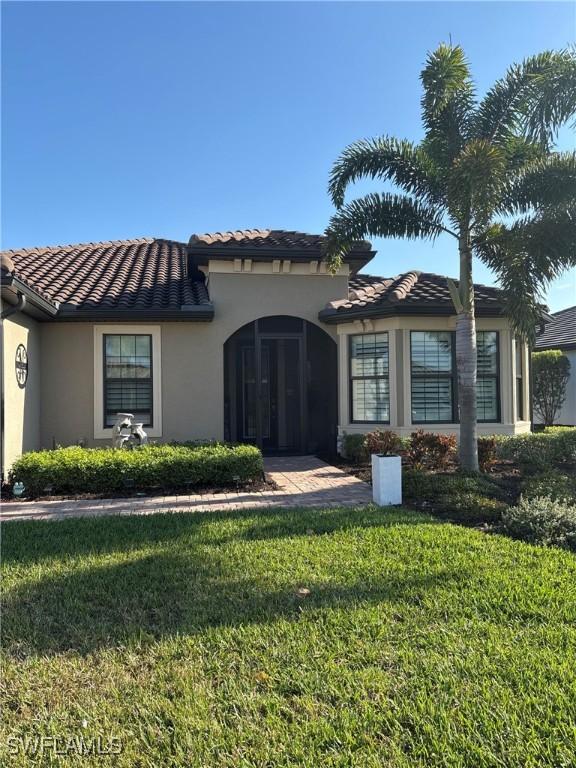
[
  {"x1": 6, "y1": 443, "x2": 265, "y2": 500},
  {"x1": 2, "y1": 506, "x2": 576, "y2": 767},
  {"x1": 336, "y1": 427, "x2": 576, "y2": 550}
]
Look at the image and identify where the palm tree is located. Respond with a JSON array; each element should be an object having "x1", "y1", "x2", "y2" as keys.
[{"x1": 325, "y1": 45, "x2": 576, "y2": 470}]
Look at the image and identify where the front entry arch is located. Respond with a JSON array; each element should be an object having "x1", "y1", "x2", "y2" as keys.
[{"x1": 224, "y1": 316, "x2": 337, "y2": 455}]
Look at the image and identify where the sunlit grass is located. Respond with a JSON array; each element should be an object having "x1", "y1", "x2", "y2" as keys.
[{"x1": 2, "y1": 505, "x2": 575, "y2": 766}]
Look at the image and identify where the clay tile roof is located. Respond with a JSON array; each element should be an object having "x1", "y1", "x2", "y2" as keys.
[
  {"x1": 0, "y1": 238, "x2": 211, "y2": 313},
  {"x1": 322, "y1": 271, "x2": 503, "y2": 319},
  {"x1": 534, "y1": 305, "x2": 576, "y2": 350},
  {"x1": 1, "y1": 252, "x2": 15, "y2": 274},
  {"x1": 189, "y1": 228, "x2": 373, "y2": 253}
]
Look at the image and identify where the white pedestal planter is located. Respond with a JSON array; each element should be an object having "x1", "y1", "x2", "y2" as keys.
[{"x1": 371, "y1": 454, "x2": 402, "y2": 506}]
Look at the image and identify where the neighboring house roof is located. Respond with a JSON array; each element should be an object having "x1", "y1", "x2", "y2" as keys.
[
  {"x1": 319, "y1": 271, "x2": 504, "y2": 322},
  {"x1": 534, "y1": 306, "x2": 576, "y2": 351},
  {"x1": 1, "y1": 238, "x2": 213, "y2": 320},
  {"x1": 188, "y1": 229, "x2": 374, "y2": 272}
]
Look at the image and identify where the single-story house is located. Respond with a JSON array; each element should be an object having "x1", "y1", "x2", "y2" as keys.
[
  {"x1": 534, "y1": 305, "x2": 576, "y2": 426},
  {"x1": 1, "y1": 229, "x2": 530, "y2": 473}
]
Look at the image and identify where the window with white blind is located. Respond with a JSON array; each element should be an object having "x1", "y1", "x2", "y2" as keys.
[
  {"x1": 349, "y1": 333, "x2": 390, "y2": 422},
  {"x1": 93, "y1": 325, "x2": 162, "y2": 438},
  {"x1": 410, "y1": 330, "x2": 500, "y2": 423},
  {"x1": 476, "y1": 331, "x2": 500, "y2": 422},
  {"x1": 410, "y1": 331, "x2": 455, "y2": 422},
  {"x1": 103, "y1": 334, "x2": 153, "y2": 427},
  {"x1": 515, "y1": 338, "x2": 524, "y2": 421}
]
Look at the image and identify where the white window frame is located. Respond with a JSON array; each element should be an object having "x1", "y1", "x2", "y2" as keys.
[{"x1": 94, "y1": 325, "x2": 162, "y2": 439}]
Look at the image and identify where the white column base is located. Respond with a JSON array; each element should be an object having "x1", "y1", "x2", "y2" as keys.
[{"x1": 371, "y1": 454, "x2": 402, "y2": 506}]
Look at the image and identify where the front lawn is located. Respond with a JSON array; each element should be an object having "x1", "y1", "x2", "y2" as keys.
[{"x1": 2, "y1": 506, "x2": 576, "y2": 766}]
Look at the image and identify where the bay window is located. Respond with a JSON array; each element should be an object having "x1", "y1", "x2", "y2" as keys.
[
  {"x1": 350, "y1": 333, "x2": 389, "y2": 422},
  {"x1": 515, "y1": 338, "x2": 524, "y2": 421},
  {"x1": 410, "y1": 331, "x2": 455, "y2": 422},
  {"x1": 410, "y1": 330, "x2": 500, "y2": 423},
  {"x1": 476, "y1": 331, "x2": 499, "y2": 422}
]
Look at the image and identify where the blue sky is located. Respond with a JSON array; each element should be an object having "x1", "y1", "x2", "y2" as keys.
[{"x1": 2, "y1": 1, "x2": 575, "y2": 311}]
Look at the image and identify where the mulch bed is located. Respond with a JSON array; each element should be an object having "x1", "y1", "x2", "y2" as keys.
[{"x1": 329, "y1": 457, "x2": 524, "y2": 503}]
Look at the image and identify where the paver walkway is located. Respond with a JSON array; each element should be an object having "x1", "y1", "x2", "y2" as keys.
[{"x1": 0, "y1": 456, "x2": 372, "y2": 522}]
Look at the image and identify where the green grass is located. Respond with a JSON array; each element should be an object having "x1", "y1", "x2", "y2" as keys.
[{"x1": 2, "y1": 506, "x2": 576, "y2": 767}]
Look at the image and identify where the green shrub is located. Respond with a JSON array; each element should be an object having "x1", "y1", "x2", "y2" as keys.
[
  {"x1": 532, "y1": 350, "x2": 571, "y2": 426},
  {"x1": 405, "y1": 430, "x2": 457, "y2": 470},
  {"x1": 403, "y1": 469, "x2": 503, "y2": 502},
  {"x1": 364, "y1": 430, "x2": 405, "y2": 456},
  {"x1": 521, "y1": 470, "x2": 576, "y2": 504},
  {"x1": 497, "y1": 429, "x2": 576, "y2": 471},
  {"x1": 434, "y1": 492, "x2": 507, "y2": 525},
  {"x1": 9, "y1": 443, "x2": 264, "y2": 497},
  {"x1": 477, "y1": 436, "x2": 498, "y2": 472},
  {"x1": 341, "y1": 433, "x2": 368, "y2": 464},
  {"x1": 503, "y1": 496, "x2": 576, "y2": 551}
]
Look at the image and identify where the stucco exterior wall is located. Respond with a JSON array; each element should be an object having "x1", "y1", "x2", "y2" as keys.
[
  {"x1": 3, "y1": 311, "x2": 41, "y2": 471},
  {"x1": 337, "y1": 315, "x2": 531, "y2": 443},
  {"x1": 38, "y1": 269, "x2": 346, "y2": 448},
  {"x1": 30, "y1": 268, "x2": 531, "y2": 451},
  {"x1": 554, "y1": 349, "x2": 576, "y2": 426}
]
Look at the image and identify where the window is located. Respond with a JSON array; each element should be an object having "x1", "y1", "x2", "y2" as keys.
[
  {"x1": 103, "y1": 334, "x2": 152, "y2": 427},
  {"x1": 477, "y1": 331, "x2": 499, "y2": 422},
  {"x1": 515, "y1": 338, "x2": 524, "y2": 421},
  {"x1": 410, "y1": 331, "x2": 455, "y2": 422},
  {"x1": 410, "y1": 330, "x2": 500, "y2": 423},
  {"x1": 350, "y1": 333, "x2": 389, "y2": 422}
]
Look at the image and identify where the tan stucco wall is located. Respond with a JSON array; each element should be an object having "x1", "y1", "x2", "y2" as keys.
[
  {"x1": 3, "y1": 311, "x2": 41, "y2": 472},
  {"x1": 38, "y1": 270, "x2": 346, "y2": 447},
  {"x1": 31, "y1": 270, "x2": 531, "y2": 451},
  {"x1": 337, "y1": 315, "x2": 531, "y2": 443},
  {"x1": 39, "y1": 323, "x2": 95, "y2": 448}
]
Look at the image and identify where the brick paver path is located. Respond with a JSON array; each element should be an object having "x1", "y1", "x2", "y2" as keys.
[{"x1": 1, "y1": 456, "x2": 372, "y2": 523}]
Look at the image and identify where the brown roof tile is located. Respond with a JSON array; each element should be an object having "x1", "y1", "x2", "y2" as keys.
[
  {"x1": 321, "y1": 272, "x2": 503, "y2": 320},
  {"x1": 1, "y1": 238, "x2": 211, "y2": 313},
  {"x1": 189, "y1": 228, "x2": 373, "y2": 254}
]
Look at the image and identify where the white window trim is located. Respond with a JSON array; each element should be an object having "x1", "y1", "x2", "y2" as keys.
[{"x1": 93, "y1": 325, "x2": 162, "y2": 439}]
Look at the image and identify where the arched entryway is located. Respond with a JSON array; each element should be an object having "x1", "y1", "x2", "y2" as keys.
[{"x1": 224, "y1": 316, "x2": 337, "y2": 455}]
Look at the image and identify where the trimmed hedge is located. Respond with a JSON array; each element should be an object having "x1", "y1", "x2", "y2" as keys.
[
  {"x1": 503, "y1": 496, "x2": 576, "y2": 551},
  {"x1": 9, "y1": 444, "x2": 264, "y2": 497},
  {"x1": 497, "y1": 428, "x2": 576, "y2": 471}
]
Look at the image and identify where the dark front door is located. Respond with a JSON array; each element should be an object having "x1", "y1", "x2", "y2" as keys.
[
  {"x1": 239, "y1": 336, "x2": 304, "y2": 453},
  {"x1": 225, "y1": 316, "x2": 337, "y2": 456}
]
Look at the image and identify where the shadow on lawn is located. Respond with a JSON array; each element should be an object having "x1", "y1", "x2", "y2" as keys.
[
  {"x1": 3, "y1": 505, "x2": 436, "y2": 565},
  {"x1": 3, "y1": 544, "x2": 456, "y2": 657}
]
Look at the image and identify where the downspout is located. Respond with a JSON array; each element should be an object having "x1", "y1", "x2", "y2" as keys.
[{"x1": 1, "y1": 293, "x2": 26, "y2": 480}]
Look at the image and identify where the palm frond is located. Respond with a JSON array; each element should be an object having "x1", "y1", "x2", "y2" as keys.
[
  {"x1": 420, "y1": 44, "x2": 475, "y2": 170},
  {"x1": 475, "y1": 204, "x2": 576, "y2": 338},
  {"x1": 324, "y1": 192, "x2": 453, "y2": 271},
  {"x1": 501, "y1": 135, "x2": 547, "y2": 172},
  {"x1": 328, "y1": 137, "x2": 442, "y2": 208},
  {"x1": 448, "y1": 139, "x2": 506, "y2": 226},
  {"x1": 498, "y1": 152, "x2": 576, "y2": 215},
  {"x1": 474, "y1": 49, "x2": 576, "y2": 146}
]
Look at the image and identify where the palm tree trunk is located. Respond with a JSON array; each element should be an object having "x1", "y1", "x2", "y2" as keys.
[{"x1": 456, "y1": 236, "x2": 479, "y2": 471}]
